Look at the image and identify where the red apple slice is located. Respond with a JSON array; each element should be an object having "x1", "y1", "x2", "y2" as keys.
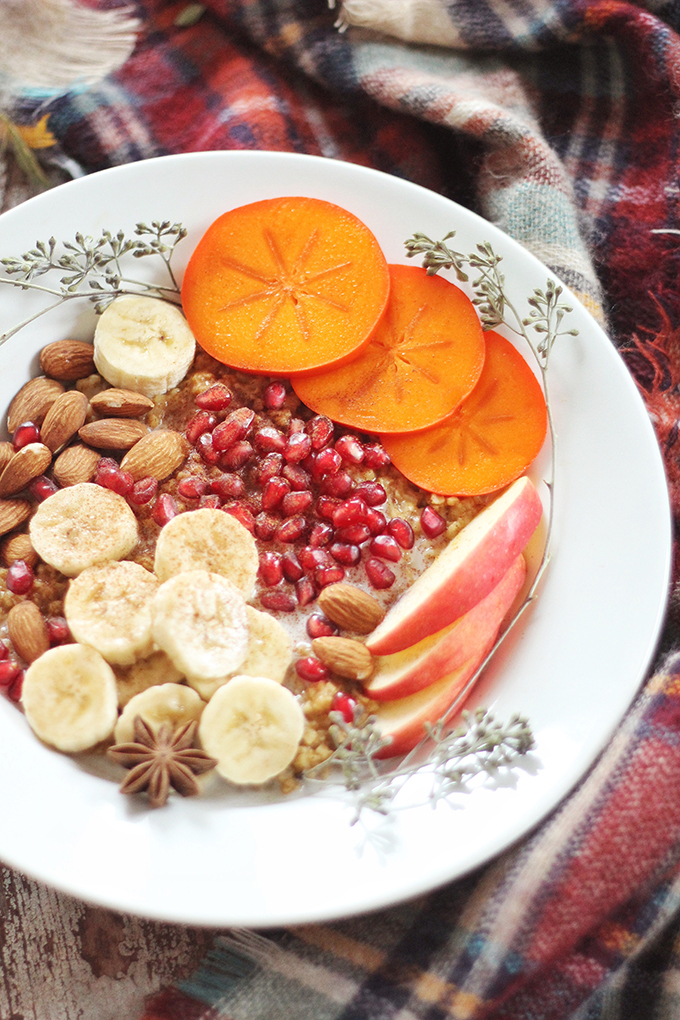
[
  {"x1": 365, "y1": 554, "x2": 526, "y2": 701},
  {"x1": 365, "y1": 475, "x2": 542, "y2": 655}
]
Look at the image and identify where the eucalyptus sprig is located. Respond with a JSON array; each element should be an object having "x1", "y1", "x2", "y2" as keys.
[{"x1": 0, "y1": 220, "x2": 186, "y2": 344}]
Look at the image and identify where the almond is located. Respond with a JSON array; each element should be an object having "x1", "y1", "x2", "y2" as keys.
[
  {"x1": 40, "y1": 390, "x2": 89, "y2": 453},
  {"x1": 120, "y1": 429, "x2": 189, "y2": 481},
  {"x1": 7, "y1": 377, "x2": 64, "y2": 433},
  {"x1": 0, "y1": 443, "x2": 52, "y2": 497},
  {"x1": 0, "y1": 499, "x2": 32, "y2": 536},
  {"x1": 312, "y1": 636, "x2": 375, "y2": 681},
  {"x1": 90, "y1": 388, "x2": 155, "y2": 418},
  {"x1": 1, "y1": 532, "x2": 38, "y2": 568},
  {"x1": 8, "y1": 601, "x2": 49, "y2": 664},
  {"x1": 0, "y1": 442, "x2": 14, "y2": 474},
  {"x1": 318, "y1": 582, "x2": 386, "y2": 634},
  {"x1": 53, "y1": 444, "x2": 101, "y2": 487},
  {"x1": 39, "y1": 340, "x2": 96, "y2": 381},
  {"x1": 78, "y1": 418, "x2": 149, "y2": 450}
]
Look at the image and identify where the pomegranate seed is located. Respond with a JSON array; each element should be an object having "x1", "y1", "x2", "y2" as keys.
[
  {"x1": 0, "y1": 659, "x2": 20, "y2": 688},
  {"x1": 354, "y1": 481, "x2": 387, "y2": 506},
  {"x1": 281, "y1": 551, "x2": 304, "y2": 582},
  {"x1": 257, "y1": 452, "x2": 284, "y2": 485},
  {"x1": 365, "y1": 507, "x2": 387, "y2": 535},
  {"x1": 210, "y1": 473, "x2": 245, "y2": 500},
  {"x1": 335, "y1": 523, "x2": 370, "y2": 544},
  {"x1": 196, "y1": 432, "x2": 220, "y2": 465},
  {"x1": 420, "y1": 506, "x2": 447, "y2": 538},
  {"x1": 219, "y1": 440, "x2": 253, "y2": 471},
  {"x1": 222, "y1": 503, "x2": 256, "y2": 533},
  {"x1": 6, "y1": 559, "x2": 34, "y2": 594},
  {"x1": 312, "y1": 447, "x2": 341, "y2": 479},
  {"x1": 263, "y1": 381, "x2": 287, "y2": 410},
  {"x1": 101, "y1": 467, "x2": 134, "y2": 497},
  {"x1": 212, "y1": 407, "x2": 255, "y2": 451},
  {"x1": 300, "y1": 453, "x2": 317, "y2": 474},
  {"x1": 13, "y1": 421, "x2": 40, "y2": 450},
  {"x1": 95, "y1": 456, "x2": 118, "y2": 480},
  {"x1": 331, "y1": 691, "x2": 357, "y2": 723},
  {"x1": 255, "y1": 512, "x2": 279, "y2": 542},
  {"x1": 295, "y1": 656, "x2": 329, "y2": 682},
  {"x1": 295, "y1": 577, "x2": 316, "y2": 606},
  {"x1": 363, "y1": 443, "x2": 391, "y2": 470},
  {"x1": 283, "y1": 432, "x2": 312, "y2": 463},
  {"x1": 299, "y1": 546, "x2": 332, "y2": 572},
  {"x1": 185, "y1": 410, "x2": 216, "y2": 444},
  {"x1": 282, "y1": 464, "x2": 310, "y2": 491},
  {"x1": 306, "y1": 613, "x2": 339, "y2": 639},
  {"x1": 200, "y1": 494, "x2": 221, "y2": 509},
  {"x1": 281, "y1": 490, "x2": 313, "y2": 517},
  {"x1": 308, "y1": 522, "x2": 333, "y2": 547},
  {"x1": 316, "y1": 495, "x2": 341, "y2": 521},
  {"x1": 47, "y1": 616, "x2": 71, "y2": 645},
  {"x1": 7, "y1": 670, "x2": 24, "y2": 702},
  {"x1": 129, "y1": 476, "x2": 158, "y2": 505},
  {"x1": 305, "y1": 415, "x2": 334, "y2": 450},
  {"x1": 333, "y1": 497, "x2": 369, "y2": 528},
  {"x1": 387, "y1": 517, "x2": 415, "y2": 549},
  {"x1": 195, "y1": 383, "x2": 232, "y2": 412},
  {"x1": 260, "y1": 590, "x2": 297, "y2": 612},
  {"x1": 153, "y1": 493, "x2": 179, "y2": 526},
  {"x1": 276, "y1": 516, "x2": 307, "y2": 543},
  {"x1": 370, "y1": 534, "x2": 402, "y2": 562},
  {"x1": 259, "y1": 551, "x2": 284, "y2": 586},
  {"x1": 320, "y1": 471, "x2": 353, "y2": 498},
  {"x1": 315, "y1": 564, "x2": 346, "y2": 588},
  {"x1": 253, "y1": 427, "x2": 286, "y2": 454},
  {"x1": 365, "y1": 557, "x2": 396, "y2": 589},
  {"x1": 330, "y1": 542, "x2": 361, "y2": 566},
  {"x1": 288, "y1": 417, "x2": 305, "y2": 435},
  {"x1": 262, "y1": 476, "x2": 290, "y2": 510},
  {"x1": 335, "y1": 435, "x2": 365, "y2": 464},
  {"x1": 0, "y1": 641, "x2": 8, "y2": 660},
  {"x1": 28, "y1": 475, "x2": 58, "y2": 501},
  {"x1": 178, "y1": 475, "x2": 209, "y2": 500}
]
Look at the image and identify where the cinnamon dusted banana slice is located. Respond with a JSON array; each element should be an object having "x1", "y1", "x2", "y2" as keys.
[
  {"x1": 153, "y1": 507, "x2": 258, "y2": 599},
  {"x1": 152, "y1": 569, "x2": 249, "y2": 683},
  {"x1": 29, "y1": 482, "x2": 138, "y2": 576},
  {"x1": 64, "y1": 561, "x2": 159, "y2": 665},
  {"x1": 114, "y1": 682, "x2": 204, "y2": 744},
  {"x1": 21, "y1": 644, "x2": 118, "y2": 753},
  {"x1": 198, "y1": 676, "x2": 304, "y2": 785},
  {"x1": 114, "y1": 650, "x2": 184, "y2": 708}
]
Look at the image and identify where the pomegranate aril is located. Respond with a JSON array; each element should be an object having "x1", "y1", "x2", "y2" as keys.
[
  {"x1": 298, "y1": 546, "x2": 332, "y2": 572},
  {"x1": 320, "y1": 471, "x2": 353, "y2": 498},
  {"x1": 365, "y1": 507, "x2": 387, "y2": 535},
  {"x1": 8, "y1": 670, "x2": 24, "y2": 702},
  {"x1": 253, "y1": 427, "x2": 286, "y2": 454},
  {"x1": 365, "y1": 557, "x2": 396, "y2": 589},
  {"x1": 354, "y1": 481, "x2": 387, "y2": 507},
  {"x1": 199, "y1": 494, "x2": 221, "y2": 509},
  {"x1": 295, "y1": 655, "x2": 329, "y2": 682},
  {"x1": 259, "y1": 551, "x2": 284, "y2": 586},
  {"x1": 263, "y1": 381, "x2": 287, "y2": 410},
  {"x1": 333, "y1": 497, "x2": 369, "y2": 528},
  {"x1": 370, "y1": 534, "x2": 402, "y2": 563},
  {"x1": 283, "y1": 432, "x2": 312, "y2": 463},
  {"x1": 281, "y1": 490, "x2": 313, "y2": 517},
  {"x1": 314, "y1": 564, "x2": 346, "y2": 589},
  {"x1": 363, "y1": 443, "x2": 391, "y2": 470},
  {"x1": 196, "y1": 432, "x2": 220, "y2": 465},
  {"x1": 331, "y1": 691, "x2": 357, "y2": 723},
  {"x1": 305, "y1": 415, "x2": 334, "y2": 450},
  {"x1": 262, "y1": 476, "x2": 290, "y2": 510},
  {"x1": 102, "y1": 468, "x2": 134, "y2": 497},
  {"x1": 195, "y1": 383, "x2": 232, "y2": 412},
  {"x1": 47, "y1": 616, "x2": 71, "y2": 645},
  {"x1": 255, "y1": 512, "x2": 279, "y2": 542},
  {"x1": 95, "y1": 456, "x2": 118, "y2": 481},
  {"x1": 129, "y1": 476, "x2": 158, "y2": 505},
  {"x1": 222, "y1": 502, "x2": 256, "y2": 534},
  {"x1": 257, "y1": 452, "x2": 284, "y2": 485},
  {"x1": 0, "y1": 659, "x2": 20, "y2": 688},
  {"x1": 288, "y1": 417, "x2": 305, "y2": 435},
  {"x1": 210, "y1": 473, "x2": 244, "y2": 500},
  {"x1": 261, "y1": 590, "x2": 297, "y2": 613},
  {"x1": 312, "y1": 447, "x2": 341, "y2": 480},
  {"x1": 186, "y1": 410, "x2": 216, "y2": 444},
  {"x1": 212, "y1": 407, "x2": 255, "y2": 451},
  {"x1": 153, "y1": 493, "x2": 179, "y2": 526},
  {"x1": 0, "y1": 641, "x2": 8, "y2": 661},
  {"x1": 6, "y1": 559, "x2": 34, "y2": 595},
  {"x1": 335, "y1": 435, "x2": 365, "y2": 464},
  {"x1": 387, "y1": 517, "x2": 415, "y2": 549},
  {"x1": 335, "y1": 524, "x2": 370, "y2": 545},
  {"x1": 275, "y1": 515, "x2": 306, "y2": 543},
  {"x1": 282, "y1": 464, "x2": 310, "y2": 491},
  {"x1": 330, "y1": 542, "x2": 361, "y2": 566},
  {"x1": 178, "y1": 475, "x2": 209, "y2": 500},
  {"x1": 308, "y1": 522, "x2": 334, "y2": 547},
  {"x1": 29, "y1": 475, "x2": 59, "y2": 501},
  {"x1": 281, "y1": 551, "x2": 304, "y2": 582},
  {"x1": 306, "y1": 613, "x2": 339, "y2": 639},
  {"x1": 316, "y1": 495, "x2": 341, "y2": 522},
  {"x1": 219, "y1": 440, "x2": 253, "y2": 471},
  {"x1": 420, "y1": 506, "x2": 447, "y2": 538},
  {"x1": 295, "y1": 576, "x2": 316, "y2": 606},
  {"x1": 13, "y1": 421, "x2": 41, "y2": 450}
]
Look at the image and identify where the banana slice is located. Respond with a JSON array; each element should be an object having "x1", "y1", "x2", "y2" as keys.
[
  {"x1": 198, "y1": 675, "x2": 304, "y2": 785},
  {"x1": 114, "y1": 682, "x2": 204, "y2": 744},
  {"x1": 29, "y1": 482, "x2": 138, "y2": 577},
  {"x1": 152, "y1": 569, "x2": 249, "y2": 683},
  {"x1": 153, "y1": 507, "x2": 258, "y2": 599},
  {"x1": 21, "y1": 644, "x2": 118, "y2": 753},
  {"x1": 64, "y1": 561, "x2": 159, "y2": 666},
  {"x1": 114, "y1": 650, "x2": 184, "y2": 708},
  {"x1": 93, "y1": 294, "x2": 196, "y2": 397}
]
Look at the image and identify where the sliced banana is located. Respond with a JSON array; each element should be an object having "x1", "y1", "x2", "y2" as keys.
[
  {"x1": 114, "y1": 650, "x2": 184, "y2": 708},
  {"x1": 21, "y1": 644, "x2": 118, "y2": 753},
  {"x1": 153, "y1": 507, "x2": 258, "y2": 599},
  {"x1": 64, "y1": 561, "x2": 159, "y2": 666},
  {"x1": 152, "y1": 569, "x2": 249, "y2": 683},
  {"x1": 114, "y1": 682, "x2": 204, "y2": 744},
  {"x1": 29, "y1": 482, "x2": 138, "y2": 577},
  {"x1": 93, "y1": 294, "x2": 196, "y2": 397},
  {"x1": 198, "y1": 675, "x2": 304, "y2": 785}
]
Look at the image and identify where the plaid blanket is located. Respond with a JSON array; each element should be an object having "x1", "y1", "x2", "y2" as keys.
[{"x1": 5, "y1": 1, "x2": 680, "y2": 1017}]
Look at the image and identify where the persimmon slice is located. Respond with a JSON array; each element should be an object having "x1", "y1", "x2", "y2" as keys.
[
  {"x1": 381, "y1": 331, "x2": 548, "y2": 495},
  {"x1": 292, "y1": 264, "x2": 485, "y2": 433},
  {"x1": 180, "y1": 196, "x2": 390, "y2": 375}
]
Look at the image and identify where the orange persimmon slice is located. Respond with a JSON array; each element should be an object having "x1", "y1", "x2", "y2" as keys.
[
  {"x1": 292, "y1": 264, "x2": 485, "y2": 433},
  {"x1": 381, "y1": 331, "x2": 547, "y2": 495},
  {"x1": 180, "y1": 196, "x2": 390, "y2": 375}
]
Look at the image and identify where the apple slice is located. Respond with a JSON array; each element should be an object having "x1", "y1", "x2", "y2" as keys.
[
  {"x1": 365, "y1": 554, "x2": 526, "y2": 701},
  {"x1": 365, "y1": 475, "x2": 542, "y2": 655}
]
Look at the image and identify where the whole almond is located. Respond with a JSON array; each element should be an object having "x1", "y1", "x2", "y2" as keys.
[
  {"x1": 0, "y1": 443, "x2": 52, "y2": 497},
  {"x1": 90, "y1": 388, "x2": 155, "y2": 418},
  {"x1": 120, "y1": 429, "x2": 189, "y2": 481},
  {"x1": 312, "y1": 636, "x2": 375, "y2": 681},
  {"x1": 53, "y1": 443, "x2": 101, "y2": 487},
  {"x1": 8, "y1": 601, "x2": 49, "y2": 664},
  {"x1": 0, "y1": 442, "x2": 14, "y2": 474},
  {"x1": 40, "y1": 340, "x2": 96, "y2": 381},
  {"x1": 78, "y1": 418, "x2": 149, "y2": 450},
  {"x1": 7, "y1": 377, "x2": 64, "y2": 433},
  {"x1": 0, "y1": 499, "x2": 32, "y2": 536},
  {"x1": 1, "y1": 532, "x2": 38, "y2": 567},
  {"x1": 318, "y1": 583, "x2": 386, "y2": 634},
  {"x1": 40, "y1": 389, "x2": 89, "y2": 453}
]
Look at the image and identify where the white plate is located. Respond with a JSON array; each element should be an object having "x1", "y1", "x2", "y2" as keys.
[{"x1": 0, "y1": 152, "x2": 670, "y2": 927}]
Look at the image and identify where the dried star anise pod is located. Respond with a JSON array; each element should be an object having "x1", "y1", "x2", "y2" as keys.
[{"x1": 107, "y1": 716, "x2": 217, "y2": 808}]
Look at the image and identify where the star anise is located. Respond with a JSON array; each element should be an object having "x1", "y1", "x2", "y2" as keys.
[{"x1": 107, "y1": 716, "x2": 217, "y2": 808}]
